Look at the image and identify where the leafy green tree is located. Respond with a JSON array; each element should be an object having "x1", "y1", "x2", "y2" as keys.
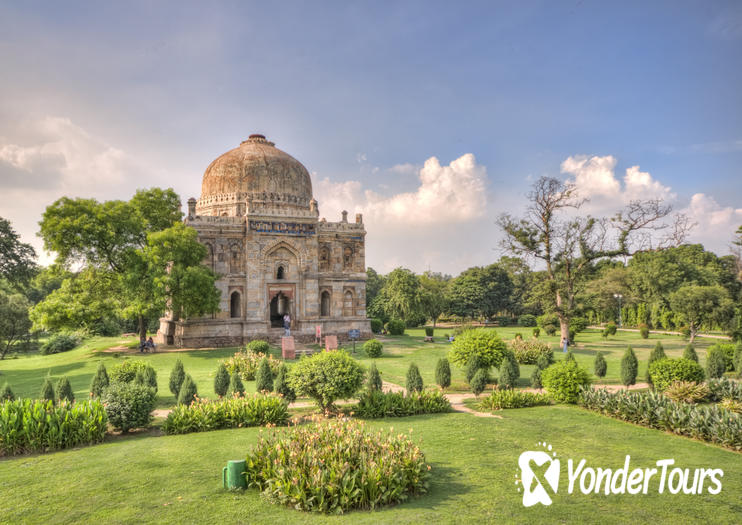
[
  {"x1": 448, "y1": 265, "x2": 513, "y2": 320},
  {"x1": 406, "y1": 363, "x2": 423, "y2": 393},
  {"x1": 169, "y1": 359, "x2": 186, "y2": 396},
  {"x1": 620, "y1": 346, "x2": 638, "y2": 387},
  {"x1": 214, "y1": 363, "x2": 230, "y2": 397},
  {"x1": 177, "y1": 375, "x2": 198, "y2": 405},
  {"x1": 372, "y1": 268, "x2": 423, "y2": 324},
  {"x1": 435, "y1": 357, "x2": 451, "y2": 389},
  {"x1": 418, "y1": 272, "x2": 450, "y2": 326},
  {"x1": 0, "y1": 290, "x2": 32, "y2": 359},
  {"x1": 682, "y1": 344, "x2": 698, "y2": 363},
  {"x1": 0, "y1": 216, "x2": 37, "y2": 287},
  {"x1": 255, "y1": 358, "x2": 274, "y2": 392},
  {"x1": 228, "y1": 372, "x2": 245, "y2": 397},
  {"x1": 499, "y1": 177, "x2": 684, "y2": 344},
  {"x1": 40, "y1": 376, "x2": 55, "y2": 403},
  {"x1": 366, "y1": 363, "x2": 383, "y2": 392},
  {"x1": 55, "y1": 376, "x2": 74, "y2": 403},
  {"x1": 594, "y1": 351, "x2": 607, "y2": 378},
  {"x1": 274, "y1": 364, "x2": 296, "y2": 402},
  {"x1": 365, "y1": 268, "x2": 386, "y2": 309},
  {"x1": 470, "y1": 369, "x2": 488, "y2": 396},
  {"x1": 90, "y1": 363, "x2": 110, "y2": 397},
  {"x1": 669, "y1": 285, "x2": 733, "y2": 343}
]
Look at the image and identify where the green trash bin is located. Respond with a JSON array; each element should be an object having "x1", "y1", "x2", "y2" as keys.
[{"x1": 222, "y1": 459, "x2": 247, "y2": 490}]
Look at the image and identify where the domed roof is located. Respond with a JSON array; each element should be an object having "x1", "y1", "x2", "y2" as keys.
[{"x1": 200, "y1": 134, "x2": 313, "y2": 203}]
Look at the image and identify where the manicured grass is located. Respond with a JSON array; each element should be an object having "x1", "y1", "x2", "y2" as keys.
[{"x1": 1, "y1": 407, "x2": 740, "y2": 523}]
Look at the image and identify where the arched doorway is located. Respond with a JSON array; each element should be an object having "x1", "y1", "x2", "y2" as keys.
[
  {"x1": 343, "y1": 290, "x2": 354, "y2": 317},
  {"x1": 269, "y1": 292, "x2": 290, "y2": 327},
  {"x1": 320, "y1": 291, "x2": 331, "y2": 317},
  {"x1": 230, "y1": 291, "x2": 241, "y2": 318}
]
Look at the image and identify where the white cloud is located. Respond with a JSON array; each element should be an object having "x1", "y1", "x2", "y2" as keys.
[
  {"x1": 683, "y1": 193, "x2": 742, "y2": 250},
  {"x1": 313, "y1": 153, "x2": 491, "y2": 272},
  {"x1": 560, "y1": 154, "x2": 674, "y2": 207}
]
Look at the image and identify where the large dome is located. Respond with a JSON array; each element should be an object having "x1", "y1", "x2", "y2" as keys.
[{"x1": 199, "y1": 134, "x2": 313, "y2": 209}]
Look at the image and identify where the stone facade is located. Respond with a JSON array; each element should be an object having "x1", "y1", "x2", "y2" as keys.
[{"x1": 157, "y1": 134, "x2": 371, "y2": 347}]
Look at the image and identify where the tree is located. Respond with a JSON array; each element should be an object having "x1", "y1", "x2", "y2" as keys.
[
  {"x1": 55, "y1": 376, "x2": 74, "y2": 403},
  {"x1": 498, "y1": 355, "x2": 519, "y2": 389},
  {"x1": 406, "y1": 363, "x2": 423, "y2": 393},
  {"x1": 169, "y1": 359, "x2": 186, "y2": 396},
  {"x1": 594, "y1": 351, "x2": 607, "y2": 378},
  {"x1": 40, "y1": 376, "x2": 55, "y2": 403},
  {"x1": 669, "y1": 285, "x2": 733, "y2": 343},
  {"x1": 0, "y1": 216, "x2": 37, "y2": 287},
  {"x1": 706, "y1": 347, "x2": 727, "y2": 379},
  {"x1": 470, "y1": 369, "x2": 488, "y2": 396},
  {"x1": 418, "y1": 272, "x2": 449, "y2": 327},
  {"x1": 274, "y1": 364, "x2": 296, "y2": 402},
  {"x1": 214, "y1": 363, "x2": 230, "y2": 397},
  {"x1": 177, "y1": 375, "x2": 198, "y2": 405},
  {"x1": 228, "y1": 372, "x2": 245, "y2": 397},
  {"x1": 620, "y1": 346, "x2": 638, "y2": 387},
  {"x1": 90, "y1": 363, "x2": 110, "y2": 397},
  {"x1": 0, "y1": 290, "x2": 32, "y2": 359},
  {"x1": 499, "y1": 176, "x2": 688, "y2": 343},
  {"x1": 683, "y1": 344, "x2": 698, "y2": 363},
  {"x1": 646, "y1": 342, "x2": 666, "y2": 385},
  {"x1": 372, "y1": 268, "x2": 423, "y2": 324},
  {"x1": 255, "y1": 358, "x2": 274, "y2": 392},
  {"x1": 448, "y1": 265, "x2": 513, "y2": 320},
  {"x1": 367, "y1": 363, "x2": 383, "y2": 392},
  {"x1": 287, "y1": 350, "x2": 365, "y2": 411},
  {"x1": 365, "y1": 268, "x2": 385, "y2": 308},
  {"x1": 435, "y1": 357, "x2": 451, "y2": 389}
]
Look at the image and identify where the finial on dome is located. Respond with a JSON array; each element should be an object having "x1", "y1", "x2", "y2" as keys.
[{"x1": 241, "y1": 134, "x2": 274, "y2": 146}]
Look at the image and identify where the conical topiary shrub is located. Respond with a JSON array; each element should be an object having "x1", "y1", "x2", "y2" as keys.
[
  {"x1": 169, "y1": 359, "x2": 185, "y2": 396},
  {"x1": 1, "y1": 382, "x2": 14, "y2": 401},
  {"x1": 274, "y1": 364, "x2": 296, "y2": 402},
  {"x1": 620, "y1": 346, "x2": 638, "y2": 388},
  {"x1": 530, "y1": 368, "x2": 543, "y2": 389},
  {"x1": 228, "y1": 372, "x2": 245, "y2": 397},
  {"x1": 683, "y1": 344, "x2": 698, "y2": 363},
  {"x1": 56, "y1": 376, "x2": 74, "y2": 403},
  {"x1": 367, "y1": 363, "x2": 382, "y2": 392},
  {"x1": 706, "y1": 347, "x2": 727, "y2": 379},
  {"x1": 255, "y1": 358, "x2": 274, "y2": 392},
  {"x1": 498, "y1": 356, "x2": 519, "y2": 390},
  {"x1": 40, "y1": 376, "x2": 55, "y2": 404},
  {"x1": 177, "y1": 374, "x2": 198, "y2": 405},
  {"x1": 435, "y1": 357, "x2": 451, "y2": 390},
  {"x1": 406, "y1": 363, "x2": 423, "y2": 394},
  {"x1": 465, "y1": 355, "x2": 482, "y2": 383},
  {"x1": 143, "y1": 367, "x2": 157, "y2": 391},
  {"x1": 594, "y1": 351, "x2": 607, "y2": 378},
  {"x1": 214, "y1": 363, "x2": 230, "y2": 398},
  {"x1": 647, "y1": 342, "x2": 666, "y2": 385},
  {"x1": 470, "y1": 368, "x2": 488, "y2": 397},
  {"x1": 90, "y1": 362, "x2": 109, "y2": 397}
]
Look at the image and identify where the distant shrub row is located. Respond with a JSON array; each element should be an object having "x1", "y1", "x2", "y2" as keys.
[{"x1": 352, "y1": 390, "x2": 451, "y2": 418}]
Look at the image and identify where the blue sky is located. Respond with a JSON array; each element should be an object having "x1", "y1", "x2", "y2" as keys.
[{"x1": 1, "y1": 1, "x2": 740, "y2": 273}]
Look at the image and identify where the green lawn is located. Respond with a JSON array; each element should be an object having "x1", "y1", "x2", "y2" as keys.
[
  {"x1": 1, "y1": 407, "x2": 740, "y2": 524},
  {"x1": 0, "y1": 328, "x2": 725, "y2": 408}
]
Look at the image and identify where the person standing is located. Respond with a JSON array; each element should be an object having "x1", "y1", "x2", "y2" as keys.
[
  {"x1": 283, "y1": 313, "x2": 291, "y2": 337},
  {"x1": 561, "y1": 337, "x2": 568, "y2": 353}
]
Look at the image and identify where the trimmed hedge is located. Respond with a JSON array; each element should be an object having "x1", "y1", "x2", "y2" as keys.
[
  {"x1": 648, "y1": 358, "x2": 704, "y2": 392},
  {"x1": 385, "y1": 319, "x2": 405, "y2": 335},
  {"x1": 162, "y1": 394, "x2": 289, "y2": 435},
  {"x1": 352, "y1": 390, "x2": 451, "y2": 418},
  {"x1": 579, "y1": 387, "x2": 742, "y2": 450},
  {"x1": 370, "y1": 318, "x2": 383, "y2": 334},
  {"x1": 245, "y1": 340, "x2": 271, "y2": 354},
  {"x1": 0, "y1": 399, "x2": 107, "y2": 456},
  {"x1": 102, "y1": 382, "x2": 156, "y2": 433},
  {"x1": 363, "y1": 339, "x2": 383, "y2": 358},
  {"x1": 478, "y1": 390, "x2": 551, "y2": 410}
]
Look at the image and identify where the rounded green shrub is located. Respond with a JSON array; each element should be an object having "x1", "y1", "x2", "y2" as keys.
[
  {"x1": 255, "y1": 358, "x2": 274, "y2": 392},
  {"x1": 449, "y1": 328, "x2": 508, "y2": 369},
  {"x1": 102, "y1": 382, "x2": 156, "y2": 432},
  {"x1": 274, "y1": 364, "x2": 296, "y2": 403},
  {"x1": 424, "y1": 326, "x2": 434, "y2": 337},
  {"x1": 244, "y1": 417, "x2": 430, "y2": 513},
  {"x1": 541, "y1": 360, "x2": 591, "y2": 403},
  {"x1": 169, "y1": 359, "x2": 186, "y2": 396},
  {"x1": 214, "y1": 363, "x2": 230, "y2": 397},
  {"x1": 370, "y1": 318, "x2": 383, "y2": 334},
  {"x1": 110, "y1": 360, "x2": 155, "y2": 384},
  {"x1": 683, "y1": 344, "x2": 698, "y2": 363},
  {"x1": 177, "y1": 374, "x2": 198, "y2": 405},
  {"x1": 603, "y1": 322, "x2": 617, "y2": 337},
  {"x1": 228, "y1": 372, "x2": 245, "y2": 397},
  {"x1": 708, "y1": 343, "x2": 736, "y2": 372},
  {"x1": 90, "y1": 362, "x2": 109, "y2": 398},
  {"x1": 532, "y1": 327, "x2": 540, "y2": 338},
  {"x1": 245, "y1": 340, "x2": 270, "y2": 354},
  {"x1": 363, "y1": 339, "x2": 383, "y2": 358},
  {"x1": 435, "y1": 357, "x2": 451, "y2": 389},
  {"x1": 569, "y1": 317, "x2": 588, "y2": 334},
  {"x1": 594, "y1": 351, "x2": 607, "y2": 378},
  {"x1": 648, "y1": 358, "x2": 705, "y2": 392},
  {"x1": 537, "y1": 313, "x2": 559, "y2": 328},
  {"x1": 406, "y1": 363, "x2": 423, "y2": 393},
  {"x1": 639, "y1": 323, "x2": 649, "y2": 339},
  {"x1": 40, "y1": 333, "x2": 80, "y2": 355},
  {"x1": 55, "y1": 376, "x2": 74, "y2": 403},
  {"x1": 518, "y1": 314, "x2": 537, "y2": 327},
  {"x1": 544, "y1": 324, "x2": 557, "y2": 336},
  {"x1": 706, "y1": 347, "x2": 727, "y2": 379},
  {"x1": 470, "y1": 368, "x2": 488, "y2": 396},
  {"x1": 510, "y1": 338, "x2": 553, "y2": 364},
  {"x1": 620, "y1": 346, "x2": 638, "y2": 387},
  {"x1": 385, "y1": 319, "x2": 405, "y2": 335},
  {"x1": 287, "y1": 350, "x2": 365, "y2": 410},
  {"x1": 366, "y1": 363, "x2": 383, "y2": 392}
]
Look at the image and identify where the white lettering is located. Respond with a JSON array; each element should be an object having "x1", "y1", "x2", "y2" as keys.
[
  {"x1": 656, "y1": 459, "x2": 674, "y2": 494},
  {"x1": 667, "y1": 468, "x2": 684, "y2": 494},
  {"x1": 595, "y1": 468, "x2": 612, "y2": 495},
  {"x1": 580, "y1": 468, "x2": 596, "y2": 494},
  {"x1": 567, "y1": 459, "x2": 586, "y2": 494},
  {"x1": 642, "y1": 468, "x2": 657, "y2": 494},
  {"x1": 707, "y1": 469, "x2": 724, "y2": 495},
  {"x1": 610, "y1": 455, "x2": 631, "y2": 495},
  {"x1": 627, "y1": 468, "x2": 644, "y2": 495}
]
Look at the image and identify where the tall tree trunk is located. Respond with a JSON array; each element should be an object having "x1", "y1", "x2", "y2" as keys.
[
  {"x1": 559, "y1": 315, "x2": 570, "y2": 345},
  {"x1": 138, "y1": 315, "x2": 147, "y2": 343}
]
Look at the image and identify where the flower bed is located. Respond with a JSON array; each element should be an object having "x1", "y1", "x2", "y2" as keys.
[
  {"x1": 478, "y1": 390, "x2": 551, "y2": 410},
  {"x1": 224, "y1": 348, "x2": 282, "y2": 381},
  {"x1": 352, "y1": 390, "x2": 451, "y2": 418},
  {"x1": 162, "y1": 394, "x2": 288, "y2": 435},
  {"x1": 579, "y1": 387, "x2": 742, "y2": 450},
  {"x1": 0, "y1": 399, "x2": 107, "y2": 456},
  {"x1": 244, "y1": 417, "x2": 430, "y2": 513}
]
